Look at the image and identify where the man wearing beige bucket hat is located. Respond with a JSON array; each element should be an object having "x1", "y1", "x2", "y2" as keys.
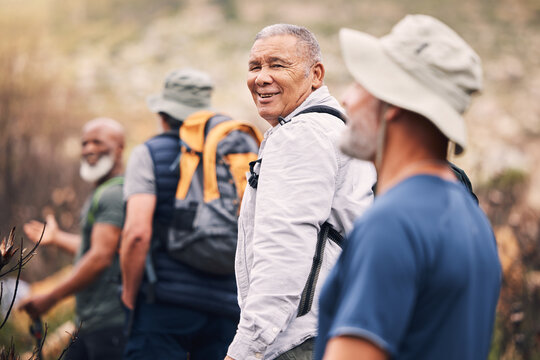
[
  {"x1": 315, "y1": 15, "x2": 501, "y2": 360},
  {"x1": 121, "y1": 69, "x2": 249, "y2": 359}
]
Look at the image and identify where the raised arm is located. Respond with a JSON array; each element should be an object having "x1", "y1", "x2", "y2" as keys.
[
  {"x1": 19, "y1": 222, "x2": 121, "y2": 318},
  {"x1": 23, "y1": 214, "x2": 81, "y2": 255}
]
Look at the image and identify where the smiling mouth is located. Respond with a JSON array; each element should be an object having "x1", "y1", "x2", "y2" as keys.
[{"x1": 258, "y1": 92, "x2": 279, "y2": 99}]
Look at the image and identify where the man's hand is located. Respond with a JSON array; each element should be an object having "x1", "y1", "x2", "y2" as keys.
[
  {"x1": 23, "y1": 214, "x2": 58, "y2": 246},
  {"x1": 24, "y1": 214, "x2": 80, "y2": 254},
  {"x1": 224, "y1": 356, "x2": 235, "y2": 360},
  {"x1": 18, "y1": 293, "x2": 57, "y2": 320}
]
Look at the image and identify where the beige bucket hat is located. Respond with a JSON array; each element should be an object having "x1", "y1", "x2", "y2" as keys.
[
  {"x1": 147, "y1": 68, "x2": 214, "y2": 121},
  {"x1": 340, "y1": 15, "x2": 482, "y2": 154}
]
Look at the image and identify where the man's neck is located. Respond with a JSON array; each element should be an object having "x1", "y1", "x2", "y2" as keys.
[
  {"x1": 375, "y1": 114, "x2": 455, "y2": 195},
  {"x1": 95, "y1": 167, "x2": 122, "y2": 187},
  {"x1": 376, "y1": 146, "x2": 454, "y2": 195}
]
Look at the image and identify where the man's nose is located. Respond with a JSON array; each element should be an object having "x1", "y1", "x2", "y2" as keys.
[
  {"x1": 255, "y1": 67, "x2": 272, "y2": 86},
  {"x1": 81, "y1": 143, "x2": 99, "y2": 158},
  {"x1": 81, "y1": 144, "x2": 94, "y2": 156}
]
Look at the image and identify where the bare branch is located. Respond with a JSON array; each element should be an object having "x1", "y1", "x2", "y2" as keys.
[
  {"x1": 0, "y1": 224, "x2": 44, "y2": 277},
  {"x1": 0, "y1": 227, "x2": 17, "y2": 273},
  {"x1": 57, "y1": 322, "x2": 81, "y2": 360},
  {"x1": 0, "y1": 337, "x2": 19, "y2": 360},
  {"x1": 0, "y1": 236, "x2": 24, "y2": 329}
]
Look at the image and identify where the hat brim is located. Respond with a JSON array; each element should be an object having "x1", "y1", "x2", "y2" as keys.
[
  {"x1": 147, "y1": 94, "x2": 211, "y2": 122},
  {"x1": 339, "y1": 28, "x2": 466, "y2": 154}
]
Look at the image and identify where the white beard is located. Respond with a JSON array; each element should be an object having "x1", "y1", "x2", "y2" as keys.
[{"x1": 80, "y1": 154, "x2": 114, "y2": 183}]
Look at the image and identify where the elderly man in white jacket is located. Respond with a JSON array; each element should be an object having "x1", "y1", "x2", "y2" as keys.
[{"x1": 225, "y1": 24, "x2": 376, "y2": 360}]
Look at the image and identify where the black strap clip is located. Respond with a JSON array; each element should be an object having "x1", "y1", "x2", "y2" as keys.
[{"x1": 248, "y1": 158, "x2": 262, "y2": 189}]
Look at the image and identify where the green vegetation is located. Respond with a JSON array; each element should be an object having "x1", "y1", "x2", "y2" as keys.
[{"x1": 488, "y1": 169, "x2": 528, "y2": 190}]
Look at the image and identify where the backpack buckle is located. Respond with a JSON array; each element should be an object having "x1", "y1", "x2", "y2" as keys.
[{"x1": 248, "y1": 158, "x2": 262, "y2": 189}]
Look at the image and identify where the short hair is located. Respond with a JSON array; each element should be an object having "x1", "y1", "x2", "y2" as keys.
[
  {"x1": 255, "y1": 24, "x2": 323, "y2": 66},
  {"x1": 159, "y1": 112, "x2": 182, "y2": 130}
]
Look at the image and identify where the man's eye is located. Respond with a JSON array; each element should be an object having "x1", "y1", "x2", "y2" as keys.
[
  {"x1": 271, "y1": 64, "x2": 283, "y2": 68},
  {"x1": 249, "y1": 65, "x2": 261, "y2": 71}
]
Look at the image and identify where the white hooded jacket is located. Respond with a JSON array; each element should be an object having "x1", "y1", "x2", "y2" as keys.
[{"x1": 227, "y1": 86, "x2": 376, "y2": 360}]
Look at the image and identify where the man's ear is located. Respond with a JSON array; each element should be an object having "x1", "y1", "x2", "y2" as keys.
[
  {"x1": 311, "y1": 62, "x2": 325, "y2": 90},
  {"x1": 115, "y1": 143, "x2": 124, "y2": 162},
  {"x1": 385, "y1": 105, "x2": 402, "y2": 122}
]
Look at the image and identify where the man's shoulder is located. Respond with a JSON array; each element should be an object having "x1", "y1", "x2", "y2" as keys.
[
  {"x1": 296, "y1": 109, "x2": 345, "y2": 126},
  {"x1": 290, "y1": 103, "x2": 346, "y2": 140},
  {"x1": 279, "y1": 104, "x2": 345, "y2": 136},
  {"x1": 351, "y1": 194, "x2": 411, "y2": 240},
  {"x1": 128, "y1": 142, "x2": 152, "y2": 161},
  {"x1": 96, "y1": 181, "x2": 124, "y2": 207},
  {"x1": 355, "y1": 199, "x2": 401, "y2": 228},
  {"x1": 99, "y1": 180, "x2": 123, "y2": 195},
  {"x1": 144, "y1": 132, "x2": 178, "y2": 148}
]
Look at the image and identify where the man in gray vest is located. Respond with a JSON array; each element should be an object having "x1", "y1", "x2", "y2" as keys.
[
  {"x1": 20, "y1": 117, "x2": 126, "y2": 360},
  {"x1": 121, "y1": 69, "x2": 256, "y2": 359}
]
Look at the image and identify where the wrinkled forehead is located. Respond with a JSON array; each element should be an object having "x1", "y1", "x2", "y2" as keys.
[{"x1": 249, "y1": 34, "x2": 305, "y2": 61}]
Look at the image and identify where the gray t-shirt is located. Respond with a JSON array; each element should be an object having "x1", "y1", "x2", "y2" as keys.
[
  {"x1": 76, "y1": 181, "x2": 125, "y2": 333},
  {"x1": 124, "y1": 144, "x2": 156, "y2": 200}
]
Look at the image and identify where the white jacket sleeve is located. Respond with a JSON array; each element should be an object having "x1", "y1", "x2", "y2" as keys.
[{"x1": 228, "y1": 120, "x2": 339, "y2": 359}]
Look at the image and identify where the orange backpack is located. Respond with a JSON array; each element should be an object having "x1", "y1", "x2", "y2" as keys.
[{"x1": 166, "y1": 110, "x2": 262, "y2": 274}]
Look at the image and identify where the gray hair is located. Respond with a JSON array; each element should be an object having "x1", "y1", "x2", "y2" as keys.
[{"x1": 255, "y1": 24, "x2": 323, "y2": 66}]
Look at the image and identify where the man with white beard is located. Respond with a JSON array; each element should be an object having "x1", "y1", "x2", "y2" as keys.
[{"x1": 20, "y1": 117, "x2": 126, "y2": 360}]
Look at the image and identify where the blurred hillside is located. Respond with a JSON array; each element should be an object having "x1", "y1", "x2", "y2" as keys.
[
  {"x1": 1, "y1": 0, "x2": 540, "y2": 357},
  {"x1": 2, "y1": 0, "x2": 539, "y2": 203}
]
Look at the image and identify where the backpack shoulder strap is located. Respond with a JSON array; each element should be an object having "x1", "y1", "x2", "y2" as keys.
[
  {"x1": 176, "y1": 110, "x2": 216, "y2": 200},
  {"x1": 297, "y1": 221, "x2": 344, "y2": 317},
  {"x1": 203, "y1": 119, "x2": 263, "y2": 202},
  {"x1": 248, "y1": 105, "x2": 345, "y2": 190},
  {"x1": 448, "y1": 161, "x2": 479, "y2": 204},
  {"x1": 179, "y1": 110, "x2": 217, "y2": 152},
  {"x1": 87, "y1": 176, "x2": 124, "y2": 226},
  {"x1": 284, "y1": 105, "x2": 347, "y2": 124}
]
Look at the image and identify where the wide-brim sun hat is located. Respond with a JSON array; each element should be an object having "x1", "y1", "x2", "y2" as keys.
[
  {"x1": 147, "y1": 68, "x2": 214, "y2": 121},
  {"x1": 340, "y1": 15, "x2": 483, "y2": 154}
]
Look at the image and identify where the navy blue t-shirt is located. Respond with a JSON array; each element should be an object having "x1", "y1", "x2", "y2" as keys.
[{"x1": 315, "y1": 175, "x2": 501, "y2": 360}]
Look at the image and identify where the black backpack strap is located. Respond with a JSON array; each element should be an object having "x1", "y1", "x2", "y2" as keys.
[
  {"x1": 297, "y1": 221, "x2": 344, "y2": 317},
  {"x1": 250, "y1": 106, "x2": 346, "y2": 190},
  {"x1": 252, "y1": 106, "x2": 348, "y2": 316},
  {"x1": 278, "y1": 105, "x2": 347, "y2": 125},
  {"x1": 371, "y1": 162, "x2": 479, "y2": 203},
  {"x1": 448, "y1": 161, "x2": 479, "y2": 204}
]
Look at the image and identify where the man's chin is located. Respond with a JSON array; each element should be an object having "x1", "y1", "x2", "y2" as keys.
[
  {"x1": 80, "y1": 155, "x2": 115, "y2": 183},
  {"x1": 258, "y1": 111, "x2": 279, "y2": 126},
  {"x1": 80, "y1": 169, "x2": 109, "y2": 183},
  {"x1": 339, "y1": 136, "x2": 375, "y2": 162}
]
